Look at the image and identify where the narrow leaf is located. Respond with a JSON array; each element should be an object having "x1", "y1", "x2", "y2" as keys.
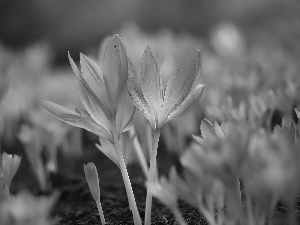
[
  {"x1": 84, "y1": 162, "x2": 100, "y2": 201},
  {"x1": 96, "y1": 139, "x2": 119, "y2": 167},
  {"x1": 41, "y1": 101, "x2": 112, "y2": 140},
  {"x1": 78, "y1": 82, "x2": 111, "y2": 134}
]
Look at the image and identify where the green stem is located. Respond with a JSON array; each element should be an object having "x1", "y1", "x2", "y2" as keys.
[
  {"x1": 111, "y1": 121, "x2": 142, "y2": 225},
  {"x1": 129, "y1": 127, "x2": 148, "y2": 179},
  {"x1": 144, "y1": 128, "x2": 160, "y2": 225},
  {"x1": 96, "y1": 198, "x2": 106, "y2": 225}
]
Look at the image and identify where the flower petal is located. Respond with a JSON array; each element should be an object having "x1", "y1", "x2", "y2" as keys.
[
  {"x1": 192, "y1": 135, "x2": 205, "y2": 145},
  {"x1": 200, "y1": 118, "x2": 216, "y2": 140},
  {"x1": 162, "y1": 50, "x2": 202, "y2": 121},
  {"x1": 213, "y1": 121, "x2": 226, "y2": 139},
  {"x1": 127, "y1": 60, "x2": 155, "y2": 128},
  {"x1": 78, "y1": 81, "x2": 111, "y2": 134},
  {"x1": 165, "y1": 84, "x2": 204, "y2": 124},
  {"x1": 140, "y1": 46, "x2": 163, "y2": 121},
  {"x1": 41, "y1": 101, "x2": 112, "y2": 140},
  {"x1": 102, "y1": 34, "x2": 128, "y2": 113},
  {"x1": 80, "y1": 53, "x2": 109, "y2": 107},
  {"x1": 69, "y1": 53, "x2": 111, "y2": 118},
  {"x1": 295, "y1": 107, "x2": 300, "y2": 119},
  {"x1": 116, "y1": 90, "x2": 136, "y2": 134},
  {"x1": 1, "y1": 153, "x2": 21, "y2": 186}
]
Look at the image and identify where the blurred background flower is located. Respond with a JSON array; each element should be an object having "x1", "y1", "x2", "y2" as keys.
[{"x1": 1, "y1": 1, "x2": 300, "y2": 223}]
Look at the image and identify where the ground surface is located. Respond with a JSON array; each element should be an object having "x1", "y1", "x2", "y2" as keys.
[
  {"x1": 9, "y1": 134, "x2": 205, "y2": 225},
  {"x1": 7, "y1": 131, "x2": 298, "y2": 225}
]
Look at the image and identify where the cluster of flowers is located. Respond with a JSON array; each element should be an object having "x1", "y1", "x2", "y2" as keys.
[{"x1": 1, "y1": 30, "x2": 300, "y2": 225}]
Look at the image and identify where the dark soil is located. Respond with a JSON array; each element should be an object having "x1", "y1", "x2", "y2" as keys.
[
  {"x1": 8, "y1": 134, "x2": 205, "y2": 225},
  {"x1": 7, "y1": 132, "x2": 298, "y2": 225}
]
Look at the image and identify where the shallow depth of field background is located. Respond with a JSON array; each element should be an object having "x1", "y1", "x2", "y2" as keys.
[
  {"x1": 1, "y1": 0, "x2": 300, "y2": 174},
  {"x1": 1, "y1": 0, "x2": 300, "y2": 224}
]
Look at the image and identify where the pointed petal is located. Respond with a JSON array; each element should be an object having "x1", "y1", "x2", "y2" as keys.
[
  {"x1": 165, "y1": 84, "x2": 204, "y2": 124},
  {"x1": 77, "y1": 74, "x2": 112, "y2": 119},
  {"x1": 78, "y1": 83, "x2": 111, "y2": 134},
  {"x1": 116, "y1": 90, "x2": 136, "y2": 134},
  {"x1": 295, "y1": 107, "x2": 300, "y2": 119},
  {"x1": 68, "y1": 52, "x2": 80, "y2": 77},
  {"x1": 214, "y1": 121, "x2": 226, "y2": 139},
  {"x1": 41, "y1": 101, "x2": 112, "y2": 140},
  {"x1": 102, "y1": 34, "x2": 128, "y2": 112},
  {"x1": 69, "y1": 52, "x2": 111, "y2": 118},
  {"x1": 140, "y1": 46, "x2": 163, "y2": 119},
  {"x1": 80, "y1": 53, "x2": 109, "y2": 107},
  {"x1": 127, "y1": 60, "x2": 155, "y2": 127},
  {"x1": 162, "y1": 50, "x2": 202, "y2": 120},
  {"x1": 96, "y1": 138, "x2": 119, "y2": 167},
  {"x1": 192, "y1": 135, "x2": 205, "y2": 145},
  {"x1": 200, "y1": 118, "x2": 215, "y2": 140}
]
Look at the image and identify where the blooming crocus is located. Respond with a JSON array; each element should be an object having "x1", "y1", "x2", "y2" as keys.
[
  {"x1": 128, "y1": 46, "x2": 204, "y2": 225},
  {"x1": 18, "y1": 125, "x2": 48, "y2": 192},
  {"x1": 41, "y1": 34, "x2": 135, "y2": 142},
  {"x1": 42, "y1": 34, "x2": 141, "y2": 225},
  {"x1": 0, "y1": 191, "x2": 58, "y2": 225},
  {"x1": 127, "y1": 46, "x2": 204, "y2": 131},
  {"x1": 184, "y1": 120, "x2": 249, "y2": 223},
  {"x1": 0, "y1": 153, "x2": 21, "y2": 199},
  {"x1": 241, "y1": 131, "x2": 300, "y2": 217},
  {"x1": 84, "y1": 162, "x2": 105, "y2": 225}
]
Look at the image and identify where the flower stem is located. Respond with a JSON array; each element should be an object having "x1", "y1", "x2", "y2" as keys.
[
  {"x1": 144, "y1": 128, "x2": 160, "y2": 225},
  {"x1": 129, "y1": 126, "x2": 148, "y2": 179},
  {"x1": 111, "y1": 121, "x2": 142, "y2": 225},
  {"x1": 96, "y1": 198, "x2": 106, "y2": 225}
]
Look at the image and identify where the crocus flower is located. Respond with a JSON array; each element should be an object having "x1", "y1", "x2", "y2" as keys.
[
  {"x1": 18, "y1": 125, "x2": 48, "y2": 191},
  {"x1": 0, "y1": 191, "x2": 58, "y2": 225},
  {"x1": 127, "y1": 46, "x2": 204, "y2": 130},
  {"x1": 42, "y1": 34, "x2": 135, "y2": 141},
  {"x1": 42, "y1": 34, "x2": 141, "y2": 225},
  {"x1": 0, "y1": 153, "x2": 21, "y2": 199}
]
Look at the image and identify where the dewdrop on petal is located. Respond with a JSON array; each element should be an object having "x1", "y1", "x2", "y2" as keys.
[{"x1": 84, "y1": 162, "x2": 106, "y2": 225}]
